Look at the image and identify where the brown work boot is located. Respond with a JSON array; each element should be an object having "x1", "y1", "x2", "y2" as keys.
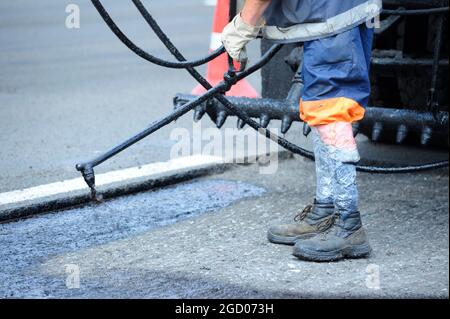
[
  {"x1": 267, "y1": 201, "x2": 335, "y2": 245},
  {"x1": 293, "y1": 211, "x2": 372, "y2": 262}
]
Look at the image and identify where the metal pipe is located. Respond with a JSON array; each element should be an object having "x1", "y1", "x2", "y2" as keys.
[{"x1": 174, "y1": 94, "x2": 449, "y2": 137}]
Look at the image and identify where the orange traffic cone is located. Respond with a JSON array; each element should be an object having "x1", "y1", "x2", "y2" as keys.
[{"x1": 192, "y1": 0, "x2": 259, "y2": 98}]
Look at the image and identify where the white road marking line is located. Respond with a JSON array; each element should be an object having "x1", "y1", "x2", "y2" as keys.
[{"x1": 0, "y1": 155, "x2": 224, "y2": 206}]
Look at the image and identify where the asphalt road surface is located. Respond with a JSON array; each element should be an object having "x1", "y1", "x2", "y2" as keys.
[{"x1": 0, "y1": 158, "x2": 448, "y2": 298}]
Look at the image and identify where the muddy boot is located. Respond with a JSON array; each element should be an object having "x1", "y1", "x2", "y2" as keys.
[
  {"x1": 267, "y1": 202, "x2": 335, "y2": 245},
  {"x1": 293, "y1": 211, "x2": 372, "y2": 262}
]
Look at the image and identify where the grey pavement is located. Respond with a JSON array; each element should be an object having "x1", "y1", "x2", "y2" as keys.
[{"x1": 0, "y1": 158, "x2": 448, "y2": 298}]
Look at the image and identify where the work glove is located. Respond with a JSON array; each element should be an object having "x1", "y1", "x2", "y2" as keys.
[{"x1": 221, "y1": 14, "x2": 262, "y2": 63}]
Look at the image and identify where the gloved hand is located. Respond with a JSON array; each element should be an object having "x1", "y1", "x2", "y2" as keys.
[{"x1": 221, "y1": 14, "x2": 262, "y2": 63}]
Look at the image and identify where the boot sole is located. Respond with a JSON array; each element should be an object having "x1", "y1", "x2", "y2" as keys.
[
  {"x1": 293, "y1": 243, "x2": 372, "y2": 262},
  {"x1": 267, "y1": 231, "x2": 317, "y2": 246}
]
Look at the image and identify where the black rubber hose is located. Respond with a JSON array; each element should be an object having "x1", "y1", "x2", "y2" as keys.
[
  {"x1": 383, "y1": 7, "x2": 449, "y2": 16},
  {"x1": 91, "y1": 0, "x2": 226, "y2": 69},
  {"x1": 358, "y1": 161, "x2": 448, "y2": 173}
]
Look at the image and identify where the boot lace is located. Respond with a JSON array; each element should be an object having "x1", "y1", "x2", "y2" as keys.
[
  {"x1": 316, "y1": 214, "x2": 337, "y2": 232},
  {"x1": 318, "y1": 214, "x2": 340, "y2": 239},
  {"x1": 294, "y1": 204, "x2": 313, "y2": 222}
]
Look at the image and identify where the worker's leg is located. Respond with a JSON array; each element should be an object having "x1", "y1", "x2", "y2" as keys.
[
  {"x1": 315, "y1": 121, "x2": 360, "y2": 216},
  {"x1": 333, "y1": 23, "x2": 372, "y2": 218},
  {"x1": 294, "y1": 24, "x2": 374, "y2": 261},
  {"x1": 334, "y1": 161, "x2": 359, "y2": 217},
  {"x1": 312, "y1": 130, "x2": 335, "y2": 205},
  {"x1": 296, "y1": 121, "x2": 369, "y2": 261}
]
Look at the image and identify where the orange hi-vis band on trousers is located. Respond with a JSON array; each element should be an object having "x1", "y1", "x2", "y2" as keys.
[{"x1": 300, "y1": 97, "x2": 365, "y2": 127}]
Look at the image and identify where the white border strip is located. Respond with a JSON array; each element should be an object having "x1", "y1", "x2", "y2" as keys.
[{"x1": 0, "y1": 155, "x2": 224, "y2": 206}]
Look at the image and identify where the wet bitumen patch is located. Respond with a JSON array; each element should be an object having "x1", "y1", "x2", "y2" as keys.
[{"x1": 0, "y1": 179, "x2": 265, "y2": 298}]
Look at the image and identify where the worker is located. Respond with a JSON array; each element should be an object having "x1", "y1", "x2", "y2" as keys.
[{"x1": 221, "y1": 0, "x2": 382, "y2": 261}]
